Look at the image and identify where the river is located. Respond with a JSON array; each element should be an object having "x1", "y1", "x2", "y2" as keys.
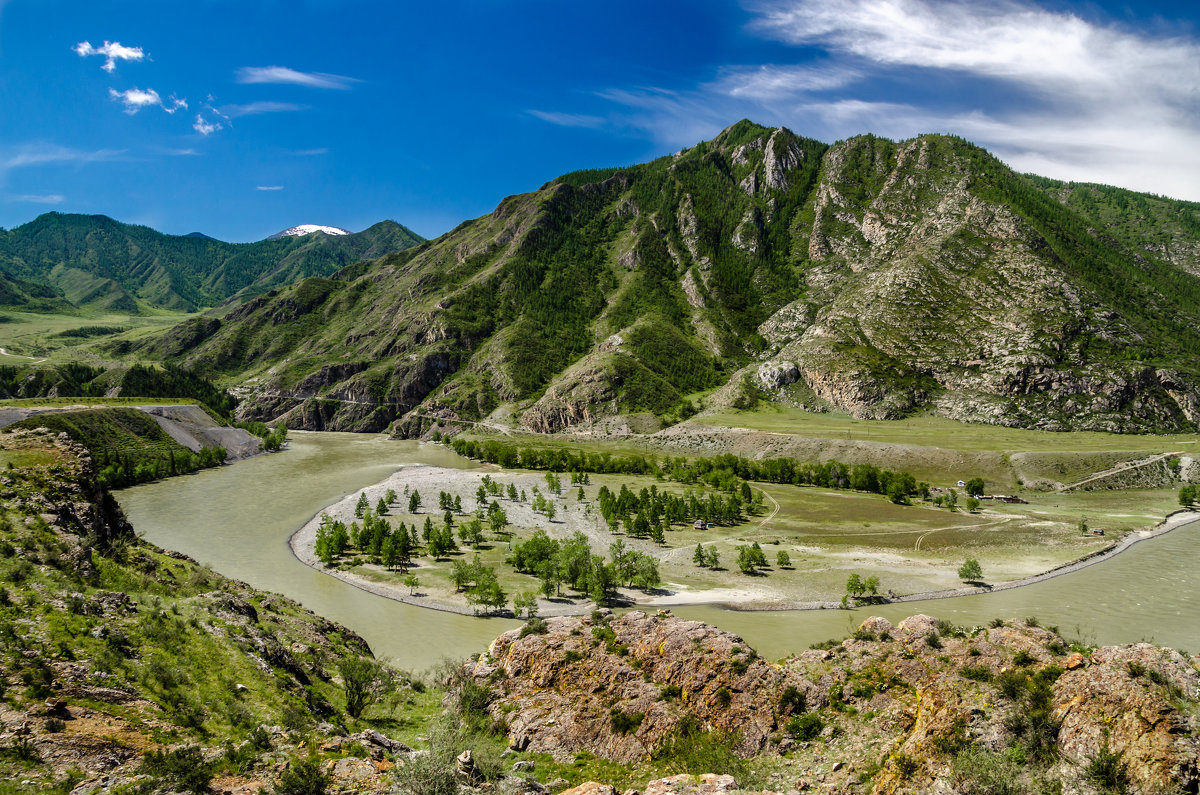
[{"x1": 116, "y1": 431, "x2": 1200, "y2": 670}]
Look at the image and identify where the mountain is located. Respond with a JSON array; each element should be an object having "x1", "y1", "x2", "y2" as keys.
[
  {"x1": 0, "y1": 213, "x2": 423, "y2": 313},
  {"x1": 153, "y1": 121, "x2": 1200, "y2": 435},
  {"x1": 267, "y1": 223, "x2": 352, "y2": 239}
]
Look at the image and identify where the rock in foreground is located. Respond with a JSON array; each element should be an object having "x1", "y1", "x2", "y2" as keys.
[{"x1": 470, "y1": 611, "x2": 1200, "y2": 793}]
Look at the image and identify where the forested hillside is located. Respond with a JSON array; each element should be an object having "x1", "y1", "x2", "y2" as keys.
[
  {"x1": 147, "y1": 121, "x2": 1200, "y2": 435},
  {"x1": 0, "y1": 213, "x2": 423, "y2": 313}
]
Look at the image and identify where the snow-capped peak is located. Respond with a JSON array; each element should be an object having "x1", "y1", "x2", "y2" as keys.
[{"x1": 268, "y1": 224, "x2": 351, "y2": 239}]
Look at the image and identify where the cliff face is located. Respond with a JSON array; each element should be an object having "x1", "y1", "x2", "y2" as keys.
[
  {"x1": 470, "y1": 611, "x2": 1200, "y2": 794},
  {"x1": 153, "y1": 122, "x2": 1200, "y2": 436}
]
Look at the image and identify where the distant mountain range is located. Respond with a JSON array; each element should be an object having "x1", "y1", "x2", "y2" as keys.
[
  {"x1": 148, "y1": 120, "x2": 1200, "y2": 435},
  {"x1": 267, "y1": 224, "x2": 352, "y2": 239},
  {"x1": 0, "y1": 213, "x2": 423, "y2": 313}
]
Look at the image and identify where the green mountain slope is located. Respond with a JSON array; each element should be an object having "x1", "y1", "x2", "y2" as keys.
[
  {"x1": 153, "y1": 121, "x2": 1200, "y2": 435},
  {"x1": 0, "y1": 213, "x2": 424, "y2": 313}
]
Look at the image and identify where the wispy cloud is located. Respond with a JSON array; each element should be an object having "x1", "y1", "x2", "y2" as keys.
[
  {"x1": 235, "y1": 65, "x2": 357, "y2": 90},
  {"x1": 220, "y1": 101, "x2": 307, "y2": 118},
  {"x1": 294, "y1": 148, "x2": 329, "y2": 156},
  {"x1": 527, "y1": 110, "x2": 606, "y2": 129},
  {"x1": 256, "y1": 185, "x2": 283, "y2": 191},
  {"x1": 74, "y1": 40, "x2": 144, "y2": 73},
  {"x1": 12, "y1": 194, "x2": 65, "y2": 204},
  {"x1": 109, "y1": 87, "x2": 187, "y2": 115},
  {"x1": 193, "y1": 115, "x2": 222, "y2": 136},
  {"x1": 596, "y1": 0, "x2": 1200, "y2": 201},
  {"x1": 165, "y1": 148, "x2": 200, "y2": 156},
  {"x1": 4, "y1": 144, "x2": 125, "y2": 169}
]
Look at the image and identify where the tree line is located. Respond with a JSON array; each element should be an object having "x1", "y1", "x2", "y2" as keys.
[{"x1": 447, "y1": 437, "x2": 926, "y2": 503}]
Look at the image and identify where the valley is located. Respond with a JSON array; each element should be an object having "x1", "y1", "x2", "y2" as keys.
[{"x1": 3, "y1": 119, "x2": 1200, "y2": 794}]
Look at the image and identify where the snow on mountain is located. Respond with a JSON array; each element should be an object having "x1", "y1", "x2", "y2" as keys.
[{"x1": 267, "y1": 224, "x2": 351, "y2": 239}]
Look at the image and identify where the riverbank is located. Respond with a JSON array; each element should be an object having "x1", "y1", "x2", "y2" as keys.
[{"x1": 290, "y1": 461, "x2": 1199, "y2": 617}]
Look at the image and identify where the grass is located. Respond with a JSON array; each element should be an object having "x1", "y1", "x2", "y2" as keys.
[
  {"x1": 696, "y1": 406, "x2": 1200, "y2": 454},
  {"x1": 0, "y1": 309, "x2": 195, "y2": 364},
  {"x1": 0, "y1": 396, "x2": 199, "y2": 408}
]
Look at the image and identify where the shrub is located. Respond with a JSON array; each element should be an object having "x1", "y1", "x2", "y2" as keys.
[
  {"x1": 960, "y1": 665, "x2": 993, "y2": 682},
  {"x1": 609, "y1": 708, "x2": 644, "y2": 734},
  {"x1": 1085, "y1": 741, "x2": 1130, "y2": 794},
  {"x1": 275, "y1": 753, "x2": 331, "y2": 795},
  {"x1": 140, "y1": 745, "x2": 213, "y2": 794},
  {"x1": 1013, "y1": 650, "x2": 1036, "y2": 666},
  {"x1": 785, "y1": 713, "x2": 823, "y2": 740},
  {"x1": 659, "y1": 684, "x2": 682, "y2": 701},
  {"x1": 778, "y1": 685, "x2": 807, "y2": 715}
]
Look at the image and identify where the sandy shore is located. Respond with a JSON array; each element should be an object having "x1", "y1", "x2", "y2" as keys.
[{"x1": 290, "y1": 463, "x2": 1200, "y2": 616}]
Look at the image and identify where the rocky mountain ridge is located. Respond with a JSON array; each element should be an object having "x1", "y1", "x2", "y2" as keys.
[{"x1": 148, "y1": 121, "x2": 1200, "y2": 435}]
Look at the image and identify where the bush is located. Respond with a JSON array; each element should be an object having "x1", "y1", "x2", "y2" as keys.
[
  {"x1": 1085, "y1": 741, "x2": 1130, "y2": 794},
  {"x1": 609, "y1": 708, "x2": 644, "y2": 734},
  {"x1": 275, "y1": 753, "x2": 330, "y2": 795},
  {"x1": 785, "y1": 713, "x2": 823, "y2": 740},
  {"x1": 140, "y1": 745, "x2": 213, "y2": 794},
  {"x1": 960, "y1": 665, "x2": 993, "y2": 682},
  {"x1": 778, "y1": 685, "x2": 806, "y2": 715}
]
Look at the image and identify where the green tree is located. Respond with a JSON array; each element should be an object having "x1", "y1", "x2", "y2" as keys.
[
  {"x1": 545, "y1": 502, "x2": 557, "y2": 522},
  {"x1": 776, "y1": 550, "x2": 791, "y2": 569},
  {"x1": 693, "y1": 542, "x2": 707, "y2": 567},
  {"x1": 958, "y1": 558, "x2": 984, "y2": 583},
  {"x1": 965, "y1": 496, "x2": 981, "y2": 513},
  {"x1": 409, "y1": 490, "x2": 422, "y2": 514},
  {"x1": 354, "y1": 492, "x2": 369, "y2": 518},
  {"x1": 1180, "y1": 484, "x2": 1197, "y2": 508},
  {"x1": 965, "y1": 477, "x2": 985, "y2": 497},
  {"x1": 403, "y1": 574, "x2": 419, "y2": 595},
  {"x1": 340, "y1": 657, "x2": 393, "y2": 718},
  {"x1": 376, "y1": 496, "x2": 389, "y2": 515},
  {"x1": 703, "y1": 547, "x2": 720, "y2": 570},
  {"x1": 513, "y1": 590, "x2": 538, "y2": 619}
]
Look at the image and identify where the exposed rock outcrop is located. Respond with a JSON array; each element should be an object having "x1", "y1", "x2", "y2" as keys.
[{"x1": 470, "y1": 612, "x2": 1200, "y2": 794}]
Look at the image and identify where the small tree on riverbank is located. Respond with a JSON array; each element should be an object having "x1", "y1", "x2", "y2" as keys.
[
  {"x1": 958, "y1": 558, "x2": 984, "y2": 584},
  {"x1": 1181, "y1": 484, "x2": 1197, "y2": 508}
]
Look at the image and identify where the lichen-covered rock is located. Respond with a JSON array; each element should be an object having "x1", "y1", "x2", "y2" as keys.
[{"x1": 469, "y1": 611, "x2": 818, "y2": 764}]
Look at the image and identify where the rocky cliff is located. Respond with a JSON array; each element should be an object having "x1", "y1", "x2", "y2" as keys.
[
  {"x1": 469, "y1": 610, "x2": 1200, "y2": 794},
  {"x1": 151, "y1": 121, "x2": 1200, "y2": 436}
]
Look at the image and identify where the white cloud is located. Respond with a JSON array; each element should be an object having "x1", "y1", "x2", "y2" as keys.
[
  {"x1": 527, "y1": 110, "x2": 606, "y2": 129},
  {"x1": 12, "y1": 194, "x2": 65, "y2": 204},
  {"x1": 220, "y1": 101, "x2": 307, "y2": 118},
  {"x1": 235, "y1": 65, "x2": 357, "y2": 90},
  {"x1": 4, "y1": 144, "x2": 124, "y2": 169},
  {"x1": 596, "y1": 0, "x2": 1200, "y2": 201},
  {"x1": 166, "y1": 148, "x2": 199, "y2": 156},
  {"x1": 74, "y1": 40, "x2": 144, "y2": 73},
  {"x1": 108, "y1": 88, "x2": 187, "y2": 115},
  {"x1": 193, "y1": 115, "x2": 221, "y2": 136},
  {"x1": 256, "y1": 185, "x2": 284, "y2": 191},
  {"x1": 294, "y1": 148, "x2": 328, "y2": 156}
]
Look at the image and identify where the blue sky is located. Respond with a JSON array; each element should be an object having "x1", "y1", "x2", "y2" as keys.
[{"x1": 1, "y1": 0, "x2": 1198, "y2": 241}]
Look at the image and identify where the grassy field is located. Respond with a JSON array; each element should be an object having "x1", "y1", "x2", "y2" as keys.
[
  {"x1": 696, "y1": 406, "x2": 1200, "y2": 453},
  {"x1": 0, "y1": 309, "x2": 193, "y2": 363},
  {"x1": 0, "y1": 396, "x2": 200, "y2": 408}
]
